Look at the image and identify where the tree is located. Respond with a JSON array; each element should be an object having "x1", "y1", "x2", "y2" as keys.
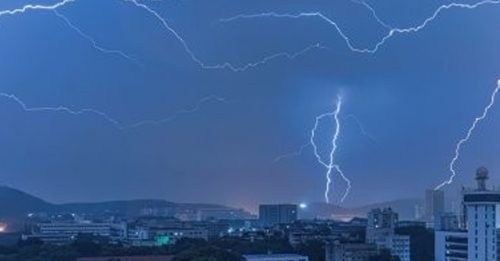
[
  {"x1": 295, "y1": 239, "x2": 324, "y2": 261},
  {"x1": 173, "y1": 245, "x2": 243, "y2": 261},
  {"x1": 72, "y1": 234, "x2": 104, "y2": 257},
  {"x1": 368, "y1": 249, "x2": 400, "y2": 261}
]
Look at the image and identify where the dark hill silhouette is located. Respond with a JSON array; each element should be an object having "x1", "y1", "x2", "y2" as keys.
[
  {"x1": 0, "y1": 185, "x2": 54, "y2": 214},
  {"x1": 0, "y1": 186, "x2": 250, "y2": 232}
]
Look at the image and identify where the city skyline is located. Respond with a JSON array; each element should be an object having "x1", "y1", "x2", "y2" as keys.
[{"x1": 0, "y1": 0, "x2": 500, "y2": 210}]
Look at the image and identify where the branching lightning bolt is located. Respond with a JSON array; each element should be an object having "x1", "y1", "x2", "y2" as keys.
[
  {"x1": 310, "y1": 95, "x2": 351, "y2": 203},
  {"x1": 435, "y1": 80, "x2": 500, "y2": 190},
  {"x1": 0, "y1": 92, "x2": 228, "y2": 131},
  {"x1": 274, "y1": 114, "x2": 374, "y2": 162},
  {"x1": 53, "y1": 10, "x2": 135, "y2": 62},
  {"x1": 221, "y1": 0, "x2": 500, "y2": 54}
]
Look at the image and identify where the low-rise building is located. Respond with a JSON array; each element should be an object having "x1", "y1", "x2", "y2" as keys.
[
  {"x1": 259, "y1": 204, "x2": 297, "y2": 226},
  {"x1": 325, "y1": 241, "x2": 378, "y2": 261},
  {"x1": 23, "y1": 221, "x2": 114, "y2": 244}
]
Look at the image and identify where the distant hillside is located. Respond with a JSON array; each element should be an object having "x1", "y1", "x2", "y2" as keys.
[
  {"x1": 0, "y1": 186, "x2": 250, "y2": 232},
  {"x1": 300, "y1": 198, "x2": 423, "y2": 220},
  {"x1": 0, "y1": 186, "x2": 54, "y2": 214},
  {"x1": 59, "y1": 200, "x2": 237, "y2": 217}
]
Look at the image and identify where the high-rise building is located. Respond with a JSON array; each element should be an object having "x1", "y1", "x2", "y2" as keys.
[
  {"x1": 425, "y1": 188, "x2": 445, "y2": 225},
  {"x1": 258, "y1": 204, "x2": 297, "y2": 226},
  {"x1": 435, "y1": 167, "x2": 500, "y2": 261},
  {"x1": 464, "y1": 167, "x2": 499, "y2": 261}
]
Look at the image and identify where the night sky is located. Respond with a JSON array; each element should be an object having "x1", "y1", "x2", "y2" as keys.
[{"x1": 1, "y1": 0, "x2": 500, "y2": 211}]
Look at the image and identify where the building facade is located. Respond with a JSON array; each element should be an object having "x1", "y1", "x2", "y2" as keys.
[
  {"x1": 23, "y1": 222, "x2": 113, "y2": 244},
  {"x1": 258, "y1": 204, "x2": 297, "y2": 226}
]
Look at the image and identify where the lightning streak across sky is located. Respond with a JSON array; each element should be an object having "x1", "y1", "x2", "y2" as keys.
[
  {"x1": 0, "y1": 93, "x2": 228, "y2": 131},
  {"x1": 53, "y1": 10, "x2": 135, "y2": 62},
  {"x1": 310, "y1": 95, "x2": 351, "y2": 203},
  {"x1": 0, "y1": 0, "x2": 74, "y2": 17},
  {"x1": 0, "y1": 0, "x2": 321, "y2": 72},
  {"x1": 435, "y1": 80, "x2": 500, "y2": 190},
  {"x1": 220, "y1": 0, "x2": 500, "y2": 54}
]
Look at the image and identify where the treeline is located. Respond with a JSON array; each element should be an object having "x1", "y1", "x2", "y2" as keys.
[{"x1": 0, "y1": 234, "x2": 323, "y2": 261}]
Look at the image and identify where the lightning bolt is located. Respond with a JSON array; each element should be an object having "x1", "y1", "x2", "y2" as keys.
[
  {"x1": 53, "y1": 10, "x2": 135, "y2": 62},
  {"x1": 274, "y1": 143, "x2": 310, "y2": 162},
  {"x1": 209, "y1": 43, "x2": 327, "y2": 73},
  {"x1": 0, "y1": 92, "x2": 122, "y2": 127},
  {"x1": 274, "y1": 114, "x2": 374, "y2": 162},
  {"x1": 435, "y1": 79, "x2": 500, "y2": 190},
  {"x1": 124, "y1": 0, "x2": 326, "y2": 72},
  {"x1": 349, "y1": 0, "x2": 392, "y2": 29},
  {"x1": 344, "y1": 114, "x2": 377, "y2": 143},
  {"x1": 220, "y1": 0, "x2": 500, "y2": 54},
  {"x1": 0, "y1": 92, "x2": 228, "y2": 131},
  {"x1": 118, "y1": 95, "x2": 231, "y2": 129},
  {"x1": 310, "y1": 95, "x2": 351, "y2": 203}
]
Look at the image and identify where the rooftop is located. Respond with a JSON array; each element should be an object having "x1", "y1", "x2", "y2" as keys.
[{"x1": 77, "y1": 256, "x2": 173, "y2": 261}]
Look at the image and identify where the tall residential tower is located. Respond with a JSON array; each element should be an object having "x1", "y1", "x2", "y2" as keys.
[{"x1": 435, "y1": 167, "x2": 500, "y2": 261}]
